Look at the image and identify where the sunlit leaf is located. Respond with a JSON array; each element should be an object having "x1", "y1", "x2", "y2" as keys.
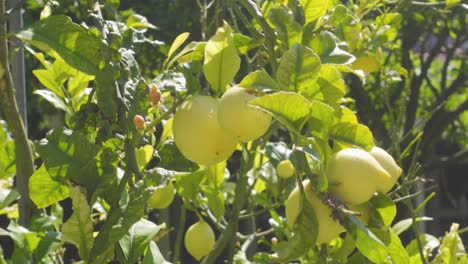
[
  {"x1": 62, "y1": 185, "x2": 94, "y2": 261},
  {"x1": 17, "y1": 15, "x2": 112, "y2": 75},
  {"x1": 29, "y1": 165, "x2": 69, "y2": 209},
  {"x1": 329, "y1": 122, "x2": 374, "y2": 151},
  {"x1": 250, "y1": 91, "x2": 311, "y2": 132},
  {"x1": 239, "y1": 71, "x2": 280, "y2": 91},
  {"x1": 267, "y1": 6, "x2": 302, "y2": 48},
  {"x1": 204, "y1": 22, "x2": 240, "y2": 93},
  {"x1": 276, "y1": 43, "x2": 321, "y2": 93},
  {"x1": 119, "y1": 218, "x2": 165, "y2": 263},
  {"x1": 300, "y1": 0, "x2": 328, "y2": 25}
]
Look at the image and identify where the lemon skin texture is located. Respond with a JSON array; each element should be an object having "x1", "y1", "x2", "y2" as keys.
[
  {"x1": 326, "y1": 148, "x2": 391, "y2": 205},
  {"x1": 184, "y1": 220, "x2": 216, "y2": 261},
  {"x1": 276, "y1": 160, "x2": 295, "y2": 179},
  {"x1": 173, "y1": 96, "x2": 238, "y2": 166},
  {"x1": 218, "y1": 86, "x2": 272, "y2": 142},
  {"x1": 147, "y1": 182, "x2": 175, "y2": 209},
  {"x1": 369, "y1": 147, "x2": 403, "y2": 193},
  {"x1": 285, "y1": 180, "x2": 345, "y2": 244}
]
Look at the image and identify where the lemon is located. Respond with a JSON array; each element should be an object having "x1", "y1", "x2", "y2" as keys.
[
  {"x1": 173, "y1": 96, "x2": 238, "y2": 165},
  {"x1": 285, "y1": 180, "x2": 345, "y2": 244},
  {"x1": 184, "y1": 220, "x2": 215, "y2": 261},
  {"x1": 326, "y1": 148, "x2": 391, "y2": 205},
  {"x1": 369, "y1": 147, "x2": 402, "y2": 193},
  {"x1": 218, "y1": 86, "x2": 272, "y2": 142},
  {"x1": 276, "y1": 160, "x2": 295, "y2": 179},
  {"x1": 147, "y1": 182, "x2": 175, "y2": 209}
]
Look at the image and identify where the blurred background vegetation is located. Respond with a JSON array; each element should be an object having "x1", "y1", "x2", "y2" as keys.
[{"x1": 5, "y1": 0, "x2": 468, "y2": 259}]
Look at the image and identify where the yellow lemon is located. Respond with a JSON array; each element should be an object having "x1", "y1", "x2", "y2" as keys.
[
  {"x1": 147, "y1": 182, "x2": 175, "y2": 209},
  {"x1": 326, "y1": 148, "x2": 391, "y2": 205},
  {"x1": 173, "y1": 96, "x2": 238, "y2": 165},
  {"x1": 184, "y1": 220, "x2": 215, "y2": 261},
  {"x1": 276, "y1": 160, "x2": 295, "y2": 179},
  {"x1": 369, "y1": 147, "x2": 402, "y2": 193},
  {"x1": 285, "y1": 180, "x2": 345, "y2": 244},
  {"x1": 218, "y1": 86, "x2": 272, "y2": 142}
]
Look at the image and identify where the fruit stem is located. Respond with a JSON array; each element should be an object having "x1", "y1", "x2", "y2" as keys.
[{"x1": 172, "y1": 202, "x2": 186, "y2": 263}]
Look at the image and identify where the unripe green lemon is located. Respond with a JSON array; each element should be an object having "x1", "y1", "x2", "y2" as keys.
[
  {"x1": 184, "y1": 220, "x2": 215, "y2": 261},
  {"x1": 173, "y1": 96, "x2": 238, "y2": 165},
  {"x1": 276, "y1": 160, "x2": 295, "y2": 179},
  {"x1": 369, "y1": 147, "x2": 402, "y2": 193},
  {"x1": 285, "y1": 180, "x2": 345, "y2": 244},
  {"x1": 326, "y1": 148, "x2": 391, "y2": 205},
  {"x1": 147, "y1": 182, "x2": 175, "y2": 209},
  {"x1": 218, "y1": 86, "x2": 272, "y2": 142}
]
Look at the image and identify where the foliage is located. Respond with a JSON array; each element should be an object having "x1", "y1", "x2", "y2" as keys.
[{"x1": 0, "y1": 0, "x2": 466, "y2": 263}]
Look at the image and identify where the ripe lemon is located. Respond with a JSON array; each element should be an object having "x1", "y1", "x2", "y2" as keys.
[
  {"x1": 173, "y1": 96, "x2": 238, "y2": 165},
  {"x1": 218, "y1": 86, "x2": 272, "y2": 142},
  {"x1": 147, "y1": 182, "x2": 175, "y2": 209},
  {"x1": 369, "y1": 147, "x2": 402, "y2": 193},
  {"x1": 184, "y1": 220, "x2": 215, "y2": 261},
  {"x1": 285, "y1": 180, "x2": 345, "y2": 244},
  {"x1": 276, "y1": 160, "x2": 295, "y2": 179},
  {"x1": 326, "y1": 148, "x2": 391, "y2": 205}
]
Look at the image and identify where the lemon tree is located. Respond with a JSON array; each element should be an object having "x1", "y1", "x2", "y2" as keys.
[{"x1": 0, "y1": 0, "x2": 466, "y2": 263}]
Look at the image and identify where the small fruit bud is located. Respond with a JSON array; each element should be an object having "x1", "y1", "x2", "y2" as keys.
[
  {"x1": 149, "y1": 84, "x2": 162, "y2": 106},
  {"x1": 133, "y1": 115, "x2": 146, "y2": 130},
  {"x1": 276, "y1": 160, "x2": 295, "y2": 179},
  {"x1": 271, "y1": 237, "x2": 278, "y2": 245}
]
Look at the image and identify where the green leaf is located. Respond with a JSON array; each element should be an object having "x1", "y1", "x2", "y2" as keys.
[
  {"x1": 34, "y1": 231, "x2": 62, "y2": 262},
  {"x1": 370, "y1": 193, "x2": 396, "y2": 227},
  {"x1": 29, "y1": 164, "x2": 70, "y2": 209},
  {"x1": 276, "y1": 43, "x2": 321, "y2": 93},
  {"x1": 387, "y1": 229, "x2": 410, "y2": 264},
  {"x1": 329, "y1": 122, "x2": 374, "y2": 151},
  {"x1": 136, "y1": 145, "x2": 154, "y2": 171},
  {"x1": 267, "y1": 6, "x2": 302, "y2": 48},
  {"x1": 204, "y1": 161, "x2": 227, "y2": 188},
  {"x1": 433, "y1": 223, "x2": 466, "y2": 264},
  {"x1": 309, "y1": 100, "x2": 335, "y2": 137},
  {"x1": 233, "y1": 33, "x2": 261, "y2": 54},
  {"x1": 239, "y1": 70, "x2": 280, "y2": 91},
  {"x1": 16, "y1": 15, "x2": 111, "y2": 75},
  {"x1": 153, "y1": 71, "x2": 187, "y2": 93},
  {"x1": 90, "y1": 181, "x2": 153, "y2": 263},
  {"x1": 167, "y1": 32, "x2": 190, "y2": 61},
  {"x1": 126, "y1": 14, "x2": 157, "y2": 31},
  {"x1": 61, "y1": 185, "x2": 94, "y2": 261},
  {"x1": 174, "y1": 170, "x2": 205, "y2": 200},
  {"x1": 142, "y1": 241, "x2": 171, "y2": 264},
  {"x1": 158, "y1": 141, "x2": 198, "y2": 171},
  {"x1": 392, "y1": 217, "x2": 433, "y2": 236},
  {"x1": 204, "y1": 22, "x2": 240, "y2": 93},
  {"x1": 406, "y1": 233, "x2": 439, "y2": 263},
  {"x1": 119, "y1": 218, "x2": 165, "y2": 263},
  {"x1": 276, "y1": 184, "x2": 318, "y2": 262},
  {"x1": 346, "y1": 216, "x2": 388, "y2": 263},
  {"x1": 0, "y1": 122, "x2": 15, "y2": 179},
  {"x1": 33, "y1": 90, "x2": 67, "y2": 111},
  {"x1": 312, "y1": 65, "x2": 346, "y2": 104},
  {"x1": 32, "y1": 69, "x2": 64, "y2": 97},
  {"x1": 309, "y1": 31, "x2": 355, "y2": 64},
  {"x1": 201, "y1": 187, "x2": 225, "y2": 219},
  {"x1": 35, "y1": 128, "x2": 102, "y2": 193},
  {"x1": 300, "y1": 0, "x2": 328, "y2": 25},
  {"x1": 250, "y1": 91, "x2": 311, "y2": 132},
  {"x1": 265, "y1": 142, "x2": 292, "y2": 167}
]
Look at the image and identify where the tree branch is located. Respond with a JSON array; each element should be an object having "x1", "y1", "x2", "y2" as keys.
[{"x1": 0, "y1": 0, "x2": 36, "y2": 226}]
